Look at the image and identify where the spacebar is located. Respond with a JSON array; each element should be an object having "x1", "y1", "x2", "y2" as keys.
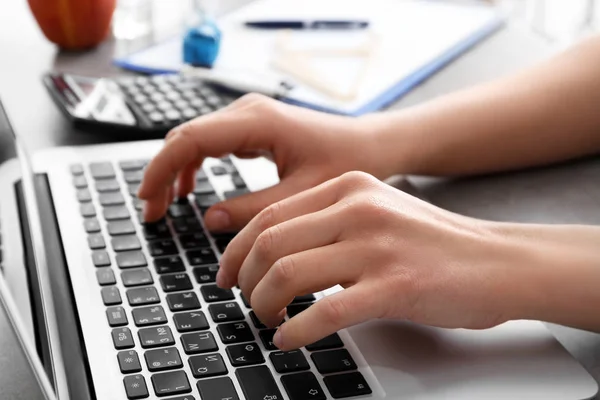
[{"x1": 235, "y1": 366, "x2": 283, "y2": 400}]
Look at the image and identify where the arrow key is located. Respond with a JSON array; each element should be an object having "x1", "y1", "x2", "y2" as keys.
[{"x1": 281, "y1": 372, "x2": 326, "y2": 400}]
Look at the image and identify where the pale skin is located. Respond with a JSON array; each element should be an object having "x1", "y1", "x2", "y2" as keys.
[{"x1": 138, "y1": 35, "x2": 600, "y2": 351}]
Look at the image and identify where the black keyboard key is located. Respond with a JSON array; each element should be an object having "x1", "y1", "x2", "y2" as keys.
[
  {"x1": 209, "y1": 302, "x2": 243, "y2": 323},
  {"x1": 173, "y1": 311, "x2": 209, "y2": 332},
  {"x1": 93, "y1": 250, "x2": 111, "y2": 267},
  {"x1": 226, "y1": 342, "x2": 264, "y2": 367},
  {"x1": 77, "y1": 188, "x2": 92, "y2": 202},
  {"x1": 166, "y1": 396, "x2": 195, "y2": 400},
  {"x1": 323, "y1": 372, "x2": 371, "y2": 399},
  {"x1": 149, "y1": 239, "x2": 178, "y2": 257},
  {"x1": 186, "y1": 248, "x2": 217, "y2": 266},
  {"x1": 70, "y1": 163, "x2": 84, "y2": 175},
  {"x1": 120, "y1": 159, "x2": 148, "y2": 171},
  {"x1": 197, "y1": 377, "x2": 239, "y2": 400},
  {"x1": 231, "y1": 174, "x2": 246, "y2": 189},
  {"x1": 193, "y1": 265, "x2": 219, "y2": 284},
  {"x1": 292, "y1": 294, "x2": 316, "y2": 303},
  {"x1": 249, "y1": 311, "x2": 266, "y2": 329},
  {"x1": 151, "y1": 370, "x2": 191, "y2": 397},
  {"x1": 224, "y1": 189, "x2": 249, "y2": 200},
  {"x1": 259, "y1": 329, "x2": 278, "y2": 351},
  {"x1": 102, "y1": 286, "x2": 122, "y2": 305},
  {"x1": 88, "y1": 233, "x2": 106, "y2": 249},
  {"x1": 95, "y1": 179, "x2": 120, "y2": 192},
  {"x1": 124, "y1": 374, "x2": 149, "y2": 399},
  {"x1": 139, "y1": 326, "x2": 175, "y2": 348},
  {"x1": 122, "y1": 268, "x2": 154, "y2": 287},
  {"x1": 181, "y1": 332, "x2": 218, "y2": 354},
  {"x1": 117, "y1": 251, "x2": 148, "y2": 268},
  {"x1": 172, "y1": 217, "x2": 202, "y2": 234},
  {"x1": 189, "y1": 353, "x2": 228, "y2": 378},
  {"x1": 154, "y1": 256, "x2": 185, "y2": 274},
  {"x1": 160, "y1": 273, "x2": 193, "y2": 292},
  {"x1": 112, "y1": 327, "x2": 135, "y2": 349},
  {"x1": 80, "y1": 203, "x2": 95, "y2": 217},
  {"x1": 118, "y1": 350, "x2": 142, "y2": 374},
  {"x1": 311, "y1": 349, "x2": 356, "y2": 374},
  {"x1": 124, "y1": 169, "x2": 145, "y2": 184},
  {"x1": 195, "y1": 193, "x2": 220, "y2": 209},
  {"x1": 201, "y1": 285, "x2": 234, "y2": 303},
  {"x1": 179, "y1": 232, "x2": 210, "y2": 249},
  {"x1": 84, "y1": 217, "x2": 101, "y2": 233},
  {"x1": 106, "y1": 306, "x2": 128, "y2": 327},
  {"x1": 211, "y1": 165, "x2": 228, "y2": 176},
  {"x1": 145, "y1": 347, "x2": 183, "y2": 372},
  {"x1": 112, "y1": 235, "x2": 142, "y2": 252},
  {"x1": 108, "y1": 220, "x2": 136, "y2": 236},
  {"x1": 217, "y1": 321, "x2": 254, "y2": 344},
  {"x1": 133, "y1": 305, "x2": 167, "y2": 326},
  {"x1": 127, "y1": 287, "x2": 160, "y2": 306},
  {"x1": 214, "y1": 235, "x2": 235, "y2": 253},
  {"x1": 281, "y1": 372, "x2": 326, "y2": 400},
  {"x1": 143, "y1": 221, "x2": 172, "y2": 240},
  {"x1": 240, "y1": 293, "x2": 251, "y2": 308},
  {"x1": 193, "y1": 180, "x2": 215, "y2": 195},
  {"x1": 104, "y1": 205, "x2": 130, "y2": 220},
  {"x1": 90, "y1": 162, "x2": 116, "y2": 179},
  {"x1": 270, "y1": 350, "x2": 310, "y2": 374},
  {"x1": 235, "y1": 366, "x2": 282, "y2": 400},
  {"x1": 96, "y1": 268, "x2": 116, "y2": 285},
  {"x1": 99, "y1": 192, "x2": 125, "y2": 206},
  {"x1": 168, "y1": 203, "x2": 195, "y2": 218},
  {"x1": 167, "y1": 292, "x2": 201, "y2": 311},
  {"x1": 287, "y1": 303, "x2": 311, "y2": 318},
  {"x1": 305, "y1": 333, "x2": 344, "y2": 351}
]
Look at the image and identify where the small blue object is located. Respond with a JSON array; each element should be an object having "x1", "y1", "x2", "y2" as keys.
[{"x1": 183, "y1": 18, "x2": 222, "y2": 68}]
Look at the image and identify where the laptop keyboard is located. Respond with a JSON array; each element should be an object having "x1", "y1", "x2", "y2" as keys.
[{"x1": 70, "y1": 157, "x2": 372, "y2": 400}]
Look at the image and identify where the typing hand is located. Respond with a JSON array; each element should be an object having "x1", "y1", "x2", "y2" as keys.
[
  {"x1": 218, "y1": 172, "x2": 525, "y2": 350},
  {"x1": 138, "y1": 94, "x2": 386, "y2": 230}
]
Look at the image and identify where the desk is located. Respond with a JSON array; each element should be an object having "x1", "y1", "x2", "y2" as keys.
[{"x1": 1, "y1": 1, "x2": 600, "y2": 399}]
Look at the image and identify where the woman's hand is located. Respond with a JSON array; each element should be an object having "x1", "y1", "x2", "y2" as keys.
[
  {"x1": 138, "y1": 94, "x2": 389, "y2": 230},
  {"x1": 217, "y1": 171, "x2": 541, "y2": 351}
]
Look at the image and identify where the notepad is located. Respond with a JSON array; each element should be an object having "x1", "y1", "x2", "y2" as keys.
[{"x1": 114, "y1": 0, "x2": 504, "y2": 115}]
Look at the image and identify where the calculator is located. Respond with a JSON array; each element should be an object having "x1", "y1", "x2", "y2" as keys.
[{"x1": 43, "y1": 72, "x2": 242, "y2": 138}]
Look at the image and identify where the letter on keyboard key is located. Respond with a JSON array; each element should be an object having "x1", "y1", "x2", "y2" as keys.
[
  {"x1": 270, "y1": 351, "x2": 310, "y2": 374},
  {"x1": 112, "y1": 235, "x2": 142, "y2": 252},
  {"x1": 117, "y1": 251, "x2": 148, "y2": 268},
  {"x1": 305, "y1": 333, "x2": 344, "y2": 351},
  {"x1": 235, "y1": 366, "x2": 282, "y2": 400},
  {"x1": 311, "y1": 349, "x2": 357, "y2": 374},
  {"x1": 138, "y1": 326, "x2": 175, "y2": 348},
  {"x1": 173, "y1": 311, "x2": 209, "y2": 332},
  {"x1": 323, "y1": 372, "x2": 372, "y2": 399},
  {"x1": 106, "y1": 306, "x2": 128, "y2": 327},
  {"x1": 132, "y1": 305, "x2": 167, "y2": 326},
  {"x1": 124, "y1": 374, "x2": 149, "y2": 399},
  {"x1": 160, "y1": 273, "x2": 193, "y2": 292},
  {"x1": 197, "y1": 377, "x2": 239, "y2": 400},
  {"x1": 226, "y1": 342, "x2": 264, "y2": 367},
  {"x1": 118, "y1": 350, "x2": 142, "y2": 374},
  {"x1": 154, "y1": 256, "x2": 185, "y2": 274},
  {"x1": 127, "y1": 287, "x2": 160, "y2": 306},
  {"x1": 201, "y1": 285, "x2": 234, "y2": 303},
  {"x1": 208, "y1": 302, "x2": 243, "y2": 323},
  {"x1": 121, "y1": 268, "x2": 154, "y2": 287},
  {"x1": 102, "y1": 286, "x2": 122, "y2": 305},
  {"x1": 189, "y1": 353, "x2": 228, "y2": 378},
  {"x1": 281, "y1": 372, "x2": 326, "y2": 400},
  {"x1": 112, "y1": 327, "x2": 135, "y2": 349},
  {"x1": 151, "y1": 370, "x2": 192, "y2": 397}
]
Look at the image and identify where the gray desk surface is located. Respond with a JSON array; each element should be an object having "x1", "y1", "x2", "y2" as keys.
[{"x1": 2, "y1": 1, "x2": 600, "y2": 399}]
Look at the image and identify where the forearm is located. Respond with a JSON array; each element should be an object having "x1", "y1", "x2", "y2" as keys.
[{"x1": 366, "y1": 35, "x2": 600, "y2": 178}]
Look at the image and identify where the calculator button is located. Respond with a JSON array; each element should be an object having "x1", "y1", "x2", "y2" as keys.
[
  {"x1": 201, "y1": 285, "x2": 234, "y2": 303},
  {"x1": 174, "y1": 99, "x2": 189, "y2": 110},
  {"x1": 270, "y1": 350, "x2": 310, "y2": 373},
  {"x1": 123, "y1": 374, "x2": 149, "y2": 399},
  {"x1": 165, "y1": 91, "x2": 182, "y2": 101},
  {"x1": 132, "y1": 305, "x2": 168, "y2": 327},
  {"x1": 181, "y1": 332, "x2": 218, "y2": 354},
  {"x1": 189, "y1": 353, "x2": 228, "y2": 378},
  {"x1": 145, "y1": 347, "x2": 183, "y2": 372},
  {"x1": 323, "y1": 372, "x2": 372, "y2": 399},
  {"x1": 156, "y1": 101, "x2": 172, "y2": 111},
  {"x1": 173, "y1": 311, "x2": 210, "y2": 332},
  {"x1": 118, "y1": 350, "x2": 142, "y2": 374},
  {"x1": 281, "y1": 372, "x2": 326, "y2": 400},
  {"x1": 182, "y1": 108, "x2": 197, "y2": 119},
  {"x1": 127, "y1": 287, "x2": 161, "y2": 306},
  {"x1": 209, "y1": 302, "x2": 244, "y2": 323},
  {"x1": 151, "y1": 370, "x2": 191, "y2": 397},
  {"x1": 142, "y1": 102, "x2": 157, "y2": 113},
  {"x1": 106, "y1": 306, "x2": 128, "y2": 327},
  {"x1": 117, "y1": 251, "x2": 148, "y2": 268},
  {"x1": 165, "y1": 109, "x2": 182, "y2": 122},
  {"x1": 112, "y1": 327, "x2": 135, "y2": 349},
  {"x1": 139, "y1": 326, "x2": 175, "y2": 348},
  {"x1": 121, "y1": 268, "x2": 154, "y2": 287},
  {"x1": 149, "y1": 112, "x2": 165, "y2": 124}
]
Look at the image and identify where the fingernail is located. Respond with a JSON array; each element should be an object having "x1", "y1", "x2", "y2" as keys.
[
  {"x1": 205, "y1": 209, "x2": 231, "y2": 231},
  {"x1": 273, "y1": 328, "x2": 283, "y2": 349}
]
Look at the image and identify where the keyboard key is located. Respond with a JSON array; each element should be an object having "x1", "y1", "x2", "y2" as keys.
[
  {"x1": 106, "y1": 306, "x2": 128, "y2": 327},
  {"x1": 77, "y1": 188, "x2": 92, "y2": 202},
  {"x1": 102, "y1": 286, "x2": 122, "y2": 305},
  {"x1": 197, "y1": 377, "x2": 239, "y2": 400},
  {"x1": 195, "y1": 193, "x2": 220, "y2": 209},
  {"x1": 186, "y1": 248, "x2": 217, "y2": 266},
  {"x1": 192, "y1": 180, "x2": 215, "y2": 196},
  {"x1": 231, "y1": 174, "x2": 246, "y2": 189},
  {"x1": 112, "y1": 327, "x2": 135, "y2": 349},
  {"x1": 88, "y1": 233, "x2": 106, "y2": 249},
  {"x1": 226, "y1": 343, "x2": 264, "y2": 367},
  {"x1": 179, "y1": 232, "x2": 209, "y2": 249},
  {"x1": 124, "y1": 170, "x2": 145, "y2": 184},
  {"x1": 195, "y1": 168, "x2": 208, "y2": 180},
  {"x1": 193, "y1": 265, "x2": 219, "y2": 284},
  {"x1": 120, "y1": 159, "x2": 148, "y2": 171},
  {"x1": 281, "y1": 372, "x2": 326, "y2": 400},
  {"x1": 323, "y1": 372, "x2": 371, "y2": 399},
  {"x1": 118, "y1": 350, "x2": 142, "y2": 374},
  {"x1": 154, "y1": 256, "x2": 185, "y2": 274},
  {"x1": 173, "y1": 311, "x2": 209, "y2": 332},
  {"x1": 132, "y1": 198, "x2": 144, "y2": 211},
  {"x1": 127, "y1": 287, "x2": 160, "y2": 306},
  {"x1": 143, "y1": 221, "x2": 172, "y2": 240},
  {"x1": 167, "y1": 292, "x2": 201, "y2": 311},
  {"x1": 121, "y1": 268, "x2": 154, "y2": 287},
  {"x1": 213, "y1": 233, "x2": 236, "y2": 253},
  {"x1": 181, "y1": 332, "x2": 218, "y2": 354},
  {"x1": 201, "y1": 285, "x2": 234, "y2": 303},
  {"x1": 112, "y1": 235, "x2": 142, "y2": 252},
  {"x1": 90, "y1": 162, "x2": 116, "y2": 179},
  {"x1": 172, "y1": 217, "x2": 202, "y2": 234},
  {"x1": 95, "y1": 179, "x2": 120, "y2": 192},
  {"x1": 117, "y1": 251, "x2": 148, "y2": 268},
  {"x1": 99, "y1": 192, "x2": 125, "y2": 206},
  {"x1": 151, "y1": 371, "x2": 191, "y2": 397},
  {"x1": 108, "y1": 220, "x2": 136, "y2": 236},
  {"x1": 160, "y1": 273, "x2": 193, "y2": 292},
  {"x1": 93, "y1": 250, "x2": 111, "y2": 267},
  {"x1": 80, "y1": 203, "x2": 95, "y2": 217},
  {"x1": 224, "y1": 189, "x2": 249, "y2": 200},
  {"x1": 84, "y1": 217, "x2": 101, "y2": 233},
  {"x1": 259, "y1": 329, "x2": 279, "y2": 351},
  {"x1": 217, "y1": 321, "x2": 254, "y2": 344},
  {"x1": 240, "y1": 293, "x2": 251, "y2": 309},
  {"x1": 148, "y1": 239, "x2": 178, "y2": 257},
  {"x1": 128, "y1": 184, "x2": 141, "y2": 197},
  {"x1": 249, "y1": 311, "x2": 265, "y2": 329},
  {"x1": 133, "y1": 305, "x2": 167, "y2": 326},
  {"x1": 287, "y1": 303, "x2": 312, "y2": 318},
  {"x1": 270, "y1": 350, "x2": 310, "y2": 374},
  {"x1": 70, "y1": 163, "x2": 84, "y2": 175},
  {"x1": 96, "y1": 268, "x2": 116, "y2": 285},
  {"x1": 305, "y1": 333, "x2": 344, "y2": 352},
  {"x1": 103, "y1": 205, "x2": 130, "y2": 221},
  {"x1": 139, "y1": 326, "x2": 175, "y2": 348},
  {"x1": 211, "y1": 165, "x2": 228, "y2": 176},
  {"x1": 292, "y1": 294, "x2": 316, "y2": 303},
  {"x1": 145, "y1": 347, "x2": 183, "y2": 372},
  {"x1": 235, "y1": 366, "x2": 282, "y2": 400},
  {"x1": 168, "y1": 203, "x2": 195, "y2": 218},
  {"x1": 311, "y1": 349, "x2": 356, "y2": 374},
  {"x1": 189, "y1": 353, "x2": 227, "y2": 378},
  {"x1": 124, "y1": 374, "x2": 149, "y2": 399},
  {"x1": 209, "y1": 302, "x2": 244, "y2": 323}
]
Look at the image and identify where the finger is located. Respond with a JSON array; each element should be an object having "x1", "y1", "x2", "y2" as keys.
[
  {"x1": 250, "y1": 242, "x2": 363, "y2": 327},
  {"x1": 177, "y1": 159, "x2": 202, "y2": 198},
  {"x1": 273, "y1": 283, "x2": 385, "y2": 351},
  {"x1": 167, "y1": 185, "x2": 175, "y2": 205},
  {"x1": 142, "y1": 185, "x2": 172, "y2": 222}
]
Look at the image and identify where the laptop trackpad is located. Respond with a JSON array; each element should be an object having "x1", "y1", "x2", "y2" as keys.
[{"x1": 345, "y1": 319, "x2": 598, "y2": 399}]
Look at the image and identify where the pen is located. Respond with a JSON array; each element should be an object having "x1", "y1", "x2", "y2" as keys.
[{"x1": 244, "y1": 20, "x2": 369, "y2": 30}]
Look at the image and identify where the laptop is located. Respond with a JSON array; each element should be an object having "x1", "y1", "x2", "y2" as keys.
[{"x1": 0, "y1": 97, "x2": 598, "y2": 400}]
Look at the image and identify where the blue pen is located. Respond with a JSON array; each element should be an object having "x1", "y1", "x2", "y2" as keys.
[{"x1": 245, "y1": 20, "x2": 369, "y2": 30}]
